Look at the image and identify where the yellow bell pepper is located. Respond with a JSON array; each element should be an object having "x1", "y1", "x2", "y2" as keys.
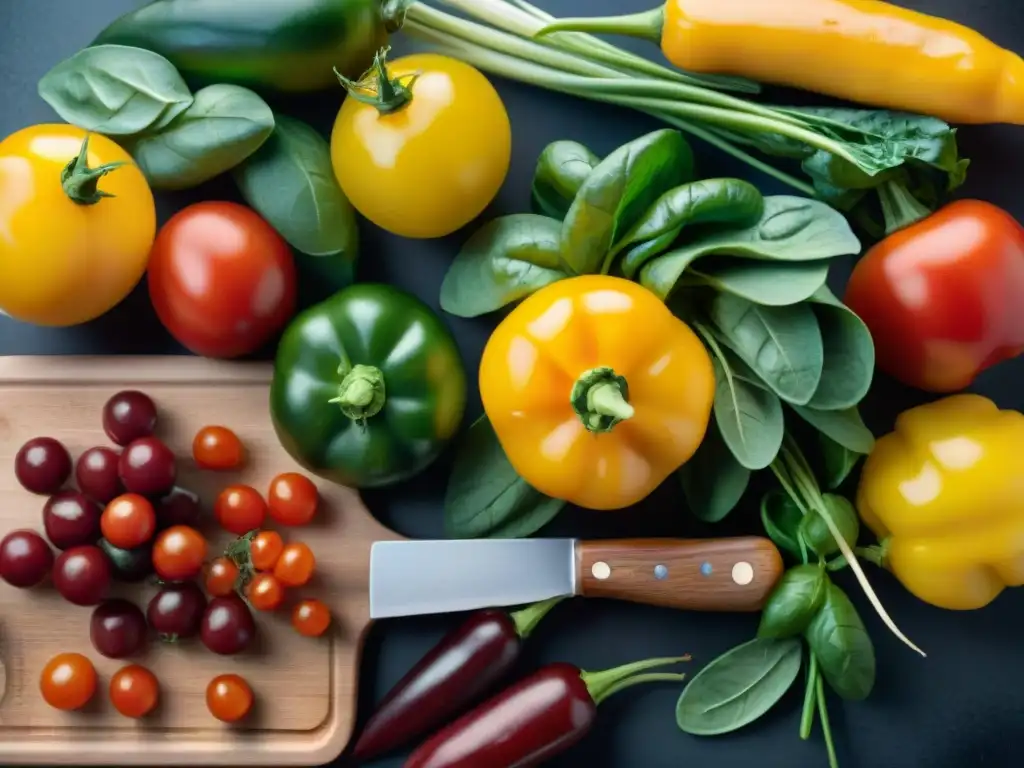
[
  {"x1": 857, "y1": 394, "x2": 1024, "y2": 610},
  {"x1": 479, "y1": 275, "x2": 714, "y2": 511},
  {"x1": 537, "y1": 0, "x2": 1024, "y2": 125}
]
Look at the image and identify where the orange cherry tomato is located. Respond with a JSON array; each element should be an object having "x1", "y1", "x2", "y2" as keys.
[
  {"x1": 193, "y1": 426, "x2": 245, "y2": 470},
  {"x1": 152, "y1": 525, "x2": 207, "y2": 581},
  {"x1": 109, "y1": 664, "x2": 159, "y2": 719},
  {"x1": 246, "y1": 572, "x2": 285, "y2": 611},
  {"x1": 250, "y1": 530, "x2": 284, "y2": 571},
  {"x1": 206, "y1": 673, "x2": 254, "y2": 723},
  {"x1": 40, "y1": 652, "x2": 97, "y2": 711},
  {"x1": 292, "y1": 599, "x2": 331, "y2": 637},
  {"x1": 273, "y1": 542, "x2": 315, "y2": 587},
  {"x1": 267, "y1": 472, "x2": 319, "y2": 526},
  {"x1": 101, "y1": 493, "x2": 156, "y2": 549},
  {"x1": 215, "y1": 484, "x2": 267, "y2": 535},
  {"x1": 205, "y1": 556, "x2": 240, "y2": 597}
]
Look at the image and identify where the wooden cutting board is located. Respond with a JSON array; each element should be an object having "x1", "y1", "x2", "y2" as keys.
[{"x1": 0, "y1": 356, "x2": 403, "y2": 765}]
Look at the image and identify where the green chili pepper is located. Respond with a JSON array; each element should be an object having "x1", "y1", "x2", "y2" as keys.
[
  {"x1": 93, "y1": 0, "x2": 392, "y2": 93},
  {"x1": 270, "y1": 284, "x2": 468, "y2": 488}
]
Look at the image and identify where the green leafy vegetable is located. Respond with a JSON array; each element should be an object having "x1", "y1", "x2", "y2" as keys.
[
  {"x1": 800, "y1": 495, "x2": 861, "y2": 557},
  {"x1": 676, "y1": 637, "x2": 803, "y2": 736},
  {"x1": 126, "y1": 84, "x2": 274, "y2": 190},
  {"x1": 531, "y1": 140, "x2": 601, "y2": 220},
  {"x1": 792, "y1": 405, "x2": 875, "y2": 455},
  {"x1": 709, "y1": 351, "x2": 784, "y2": 471},
  {"x1": 804, "y1": 581, "x2": 876, "y2": 701},
  {"x1": 760, "y1": 489, "x2": 805, "y2": 559},
  {"x1": 444, "y1": 416, "x2": 565, "y2": 539},
  {"x1": 440, "y1": 215, "x2": 567, "y2": 317},
  {"x1": 758, "y1": 564, "x2": 827, "y2": 639},
  {"x1": 820, "y1": 433, "x2": 862, "y2": 489},
  {"x1": 561, "y1": 129, "x2": 693, "y2": 274},
  {"x1": 684, "y1": 258, "x2": 830, "y2": 307},
  {"x1": 806, "y1": 285, "x2": 876, "y2": 410},
  {"x1": 38, "y1": 44, "x2": 193, "y2": 136},
  {"x1": 677, "y1": 420, "x2": 750, "y2": 523}
]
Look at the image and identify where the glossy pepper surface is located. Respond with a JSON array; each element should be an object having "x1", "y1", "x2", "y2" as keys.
[
  {"x1": 857, "y1": 394, "x2": 1024, "y2": 611},
  {"x1": 844, "y1": 199, "x2": 1024, "y2": 393},
  {"x1": 270, "y1": 283, "x2": 467, "y2": 489},
  {"x1": 537, "y1": 0, "x2": 1024, "y2": 125},
  {"x1": 93, "y1": 0, "x2": 389, "y2": 92},
  {"x1": 479, "y1": 275, "x2": 715, "y2": 511}
]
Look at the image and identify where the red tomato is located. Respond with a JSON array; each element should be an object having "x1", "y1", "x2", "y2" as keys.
[
  {"x1": 40, "y1": 652, "x2": 97, "y2": 711},
  {"x1": 152, "y1": 525, "x2": 207, "y2": 581},
  {"x1": 109, "y1": 664, "x2": 160, "y2": 718},
  {"x1": 101, "y1": 493, "x2": 156, "y2": 549},
  {"x1": 274, "y1": 542, "x2": 315, "y2": 587},
  {"x1": 292, "y1": 598, "x2": 331, "y2": 637},
  {"x1": 206, "y1": 674, "x2": 253, "y2": 722},
  {"x1": 246, "y1": 572, "x2": 285, "y2": 611},
  {"x1": 147, "y1": 201, "x2": 297, "y2": 359},
  {"x1": 845, "y1": 199, "x2": 1024, "y2": 393},
  {"x1": 193, "y1": 426, "x2": 244, "y2": 470},
  {"x1": 267, "y1": 472, "x2": 319, "y2": 526},
  {"x1": 205, "y1": 556, "x2": 240, "y2": 597},
  {"x1": 250, "y1": 530, "x2": 284, "y2": 571},
  {"x1": 215, "y1": 485, "x2": 267, "y2": 535}
]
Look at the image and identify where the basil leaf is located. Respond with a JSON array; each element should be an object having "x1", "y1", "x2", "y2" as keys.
[
  {"x1": 820, "y1": 433, "x2": 861, "y2": 489},
  {"x1": 805, "y1": 581, "x2": 876, "y2": 701},
  {"x1": 758, "y1": 564, "x2": 827, "y2": 639},
  {"x1": 561, "y1": 129, "x2": 693, "y2": 274},
  {"x1": 233, "y1": 115, "x2": 358, "y2": 287},
  {"x1": 678, "y1": 419, "x2": 750, "y2": 523},
  {"x1": 684, "y1": 258, "x2": 830, "y2": 307},
  {"x1": 444, "y1": 416, "x2": 565, "y2": 539},
  {"x1": 38, "y1": 44, "x2": 193, "y2": 136},
  {"x1": 617, "y1": 178, "x2": 764, "y2": 278},
  {"x1": 792, "y1": 404, "x2": 875, "y2": 455},
  {"x1": 805, "y1": 285, "x2": 876, "y2": 410},
  {"x1": 440, "y1": 215, "x2": 568, "y2": 318},
  {"x1": 800, "y1": 494, "x2": 860, "y2": 557},
  {"x1": 531, "y1": 140, "x2": 600, "y2": 220},
  {"x1": 710, "y1": 294, "x2": 824, "y2": 406},
  {"x1": 761, "y1": 489, "x2": 804, "y2": 558},
  {"x1": 711, "y1": 353, "x2": 784, "y2": 471},
  {"x1": 676, "y1": 637, "x2": 803, "y2": 736},
  {"x1": 125, "y1": 84, "x2": 273, "y2": 190}
]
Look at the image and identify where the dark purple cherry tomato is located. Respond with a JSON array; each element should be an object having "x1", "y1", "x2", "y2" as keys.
[
  {"x1": 75, "y1": 446, "x2": 123, "y2": 503},
  {"x1": 119, "y1": 437, "x2": 176, "y2": 497},
  {"x1": 103, "y1": 390, "x2": 158, "y2": 446},
  {"x1": 90, "y1": 598, "x2": 148, "y2": 658},
  {"x1": 14, "y1": 437, "x2": 71, "y2": 495},
  {"x1": 52, "y1": 544, "x2": 112, "y2": 606},
  {"x1": 0, "y1": 529, "x2": 54, "y2": 588},
  {"x1": 147, "y1": 581, "x2": 207, "y2": 641},
  {"x1": 97, "y1": 538, "x2": 153, "y2": 583},
  {"x1": 201, "y1": 595, "x2": 255, "y2": 655},
  {"x1": 156, "y1": 486, "x2": 202, "y2": 529},
  {"x1": 43, "y1": 490, "x2": 102, "y2": 550}
]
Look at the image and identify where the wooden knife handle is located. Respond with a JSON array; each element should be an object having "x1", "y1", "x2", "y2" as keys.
[{"x1": 575, "y1": 537, "x2": 783, "y2": 612}]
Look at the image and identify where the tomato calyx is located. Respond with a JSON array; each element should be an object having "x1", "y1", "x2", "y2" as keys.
[
  {"x1": 334, "y1": 46, "x2": 419, "y2": 115},
  {"x1": 61, "y1": 134, "x2": 126, "y2": 206},
  {"x1": 223, "y1": 531, "x2": 260, "y2": 590},
  {"x1": 570, "y1": 366, "x2": 634, "y2": 433},
  {"x1": 329, "y1": 363, "x2": 387, "y2": 424}
]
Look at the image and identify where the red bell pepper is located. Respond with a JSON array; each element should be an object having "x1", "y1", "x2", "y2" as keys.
[
  {"x1": 403, "y1": 656, "x2": 689, "y2": 768},
  {"x1": 844, "y1": 199, "x2": 1024, "y2": 393}
]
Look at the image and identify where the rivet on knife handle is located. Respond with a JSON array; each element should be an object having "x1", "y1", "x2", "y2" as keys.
[{"x1": 574, "y1": 537, "x2": 784, "y2": 612}]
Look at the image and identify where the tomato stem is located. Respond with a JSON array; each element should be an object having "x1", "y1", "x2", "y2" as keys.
[
  {"x1": 334, "y1": 46, "x2": 418, "y2": 115},
  {"x1": 330, "y1": 363, "x2": 387, "y2": 424},
  {"x1": 570, "y1": 367, "x2": 634, "y2": 433},
  {"x1": 61, "y1": 134, "x2": 125, "y2": 206}
]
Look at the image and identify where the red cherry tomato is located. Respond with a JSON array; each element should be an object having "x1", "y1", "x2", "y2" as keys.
[
  {"x1": 101, "y1": 493, "x2": 157, "y2": 549},
  {"x1": 205, "y1": 556, "x2": 240, "y2": 597},
  {"x1": 206, "y1": 674, "x2": 253, "y2": 723},
  {"x1": 250, "y1": 530, "x2": 284, "y2": 571},
  {"x1": 152, "y1": 525, "x2": 207, "y2": 581},
  {"x1": 246, "y1": 572, "x2": 285, "y2": 611},
  {"x1": 147, "y1": 201, "x2": 297, "y2": 359},
  {"x1": 267, "y1": 472, "x2": 319, "y2": 526},
  {"x1": 292, "y1": 598, "x2": 331, "y2": 637},
  {"x1": 193, "y1": 426, "x2": 245, "y2": 470},
  {"x1": 273, "y1": 542, "x2": 315, "y2": 587},
  {"x1": 215, "y1": 485, "x2": 267, "y2": 535},
  {"x1": 109, "y1": 664, "x2": 160, "y2": 719},
  {"x1": 40, "y1": 652, "x2": 97, "y2": 711}
]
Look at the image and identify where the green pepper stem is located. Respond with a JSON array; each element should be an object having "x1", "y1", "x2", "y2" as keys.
[
  {"x1": 61, "y1": 134, "x2": 125, "y2": 205},
  {"x1": 582, "y1": 655, "x2": 690, "y2": 705},
  {"x1": 329, "y1": 364, "x2": 387, "y2": 422},
  {"x1": 510, "y1": 596, "x2": 564, "y2": 638},
  {"x1": 534, "y1": 8, "x2": 665, "y2": 44},
  {"x1": 570, "y1": 367, "x2": 634, "y2": 433},
  {"x1": 335, "y1": 46, "x2": 417, "y2": 115}
]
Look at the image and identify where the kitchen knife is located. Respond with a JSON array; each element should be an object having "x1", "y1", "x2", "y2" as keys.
[{"x1": 369, "y1": 536, "x2": 783, "y2": 619}]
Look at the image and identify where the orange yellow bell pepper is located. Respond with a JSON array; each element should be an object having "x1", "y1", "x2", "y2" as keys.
[
  {"x1": 857, "y1": 394, "x2": 1024, "y2": 611},
  {"x1": 479, "y1": 275, "x2": 715, "y2": 511},
  {"x1": 538, "y1": 0, "x2": 1024, "y2": 125}
]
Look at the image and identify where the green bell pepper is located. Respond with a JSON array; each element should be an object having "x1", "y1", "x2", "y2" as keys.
[
  {"x1": 270, "y1": 284, "x2": 468, "y2": 489},
  {"x1": 93, "y1": 0, "x2": 392, "y2": 93}
]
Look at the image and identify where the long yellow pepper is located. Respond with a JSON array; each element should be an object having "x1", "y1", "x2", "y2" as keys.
[{"x1": 537, "y1": 0, "x2": 1024, "y2": 125}]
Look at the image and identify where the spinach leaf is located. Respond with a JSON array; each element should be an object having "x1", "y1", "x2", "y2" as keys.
[
  {"x1": 805, "y1": 581, "x2": 876, "y2": 701},
  {"x1": 800, "y1": 495, "x2": 860, "y2": 557},
  {"x1": 38, "y1": 44, "x2": 193, "y2": 136},
  {"x1": 444, "y1": 416, "x2": 565, "y2": 539},
  {"x1": 806, "y1": 286, "x2": 876, "y2": 410},
  {"x1": 709, "y1": 294, "x2": 825, "y2": 406},
  {"x1": 684, "y1": 258, "x2": 830, "y2": 307},
  {"x1": 758, "y1": 564, "x2": 827, "y2": 639},
  {"x1": 440, "y1": 215, "x2": 568, "y2": 318},
  {"x1": 561, "y1": 129, "x2": 693, "y2": 274},
  {"x1": 710, "y1": 353, "x2": 784, "y2": 471},
  {"x1": 531, "y1": 140, "x2": 600, "y2": 220},
  {"x1": 678, "y1": 419, "x2": 750, "y2": 523},
  {"x1": 676, "y1": 637, "x2": 803, "y2": 736},
  {"x1": 616, "y1": 178, "x2": 764, "y2": 277},
  {"x1": 761, "y1": 489, "x2": 804, "y2": 558},
  {"x1": 233, "y1": 115, "x2": 359, "y2": 287},
  {"x1": 792, "y1": 404, "x2": 875, "y2": 455},
  {"x1": 820, "y1": 433, "x2": 861, "y2": 490},
  {"x1": 126, "y1": 84, "x2": 274, "y2": 190}
]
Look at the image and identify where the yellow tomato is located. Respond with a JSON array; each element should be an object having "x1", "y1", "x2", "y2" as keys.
[
  {"x1": 0, "y1": 124, "x2": 155, "y2": 327},
  {"x1": 330, "y1": 51, "x2": 512, "y2": 239}
]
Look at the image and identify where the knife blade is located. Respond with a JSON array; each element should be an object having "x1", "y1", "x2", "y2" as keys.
[{"x1": 369, "y1": 536, "x2": 783, "y2": 619}]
